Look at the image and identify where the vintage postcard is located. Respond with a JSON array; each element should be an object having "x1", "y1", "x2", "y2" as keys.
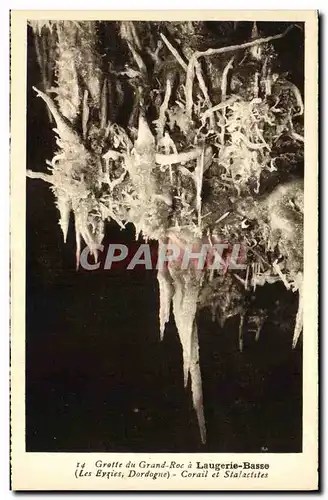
[{"x1": 10, "y1": 10, "x2": 318, "y2": 491}]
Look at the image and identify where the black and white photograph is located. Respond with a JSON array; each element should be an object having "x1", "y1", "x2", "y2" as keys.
[{"x1": 10, "y1": 10, "x2": 318, "y2": 491}]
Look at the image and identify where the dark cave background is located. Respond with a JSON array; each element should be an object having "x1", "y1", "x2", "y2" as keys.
[{"x1": 26, "y1": 21, "x2": 303, "y2": 453}]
